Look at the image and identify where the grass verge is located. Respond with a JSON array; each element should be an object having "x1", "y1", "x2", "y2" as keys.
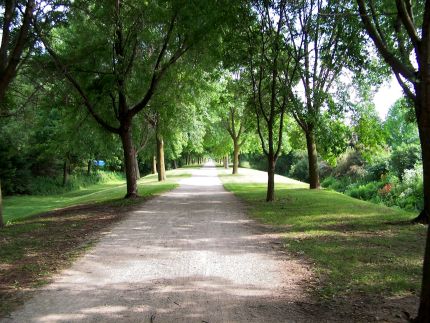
[
  {"x1": 3, "y1": 169, "x2": 189, "y2": 223},
  {"x1": 219, "y1": 168, "x2": 426, "y2": 303},
  {"x1": 0, "y1": 169, "x2": 190, "y2": 317}
]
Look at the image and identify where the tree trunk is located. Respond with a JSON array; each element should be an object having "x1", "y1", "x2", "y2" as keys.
[
  {"x1": 156, "y1": 135, "x2": 166, "y2": 181},
  {"x1": 266, "y1": 154, "x2": 276, "y2": 202},
  {"x1": 152, "y1": 155, "x2": 157, "y2": 174},
  {"x1": 120, "y1": 127, "x2": 138, "y2": 198},
  {"x1": 415, "y1": 81, "x2": 430, "y2": 322},
  {"x1": 0, "y1": 180, "x2": 4, "y2": 228},
  {"x1": 87, "y1": 160, "x2": 92, "y2": 175},
  {"x1": 62, "y1": 158, "x2": 69, "y2": 186},
  {"x1": 224, "y1": 155, "x2": 229, "y2": 169},
  {"x1": 306, "y1": 130, "x2": 320, "y2": 189},
  {"x1": 232, "y1": 141, "x2": 239, "y2": 175},
  {"x1": 173, "y1": 160, "x2": 178, "y2": 169},
  {"x1": 134, "y1": 153, "x2": 140, "y2": 179}
]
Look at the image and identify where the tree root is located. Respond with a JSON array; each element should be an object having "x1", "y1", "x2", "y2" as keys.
[{"x1": 411, "y1": 209, "x2": 429, "y2": 225}]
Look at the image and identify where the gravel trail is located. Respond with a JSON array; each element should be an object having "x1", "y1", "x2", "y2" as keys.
[{"x1": 3, "y1": 164, "x2": 313, "y2": 322}]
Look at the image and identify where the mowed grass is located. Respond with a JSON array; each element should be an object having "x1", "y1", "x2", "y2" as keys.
[
  {"x1": 219, "y1": 168, "x2": 427, "y2": 300},
  {"x1": 3, "y1": 169, "x2": 190, "y2": 224},
  {"x1": 0, "y1": 168, "x2": 190, "y2": 316}
]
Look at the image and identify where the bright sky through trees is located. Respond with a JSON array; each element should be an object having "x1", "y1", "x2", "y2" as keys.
[{"x1": 374, "y1": 76, "x2": 403, "y2": 120}]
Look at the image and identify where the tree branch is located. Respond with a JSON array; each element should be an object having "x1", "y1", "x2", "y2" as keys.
[
  {"x1": 36, "y1": 26, "x2": 120, "y2": 134},
  {"x1": 357, "y1": 0, "x2": 416, "y2": 82}
]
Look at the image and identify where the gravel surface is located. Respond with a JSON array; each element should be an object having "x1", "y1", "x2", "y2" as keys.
[{"x1": 3, "y1": 164, "x2": 315, "y2": 322}]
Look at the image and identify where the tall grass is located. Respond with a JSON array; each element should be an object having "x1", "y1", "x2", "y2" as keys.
[{"x1": 27, "y1": 171, "x2": 124, "y2": 195}]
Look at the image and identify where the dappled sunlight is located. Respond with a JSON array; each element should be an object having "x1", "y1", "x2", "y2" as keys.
[
  {"x1": 5, "y1": 165, "x2": 311, "y2": 322},
  {"x1": 27, "y1": 276, "x2": 304, "y2": 322},
  {"x1": 220, "y1": 166, "x2": 426, "y2": 307},
  {"x1": 3, "y1": 169, "x2": 190, "y2": 223}
]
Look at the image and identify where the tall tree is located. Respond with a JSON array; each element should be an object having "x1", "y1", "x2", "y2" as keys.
[
  {"x1": 284, "y1": 0, "x2": 364, "y2": 189},
  {"x1": 217, "y1": 74, "x2": 250, "y2": 174},
  {"x1": 37, "y1": 0, "x2": 227, "y2": 197},
  {"x1": 246, "y1": 0, "x2": 290, "y2": 201},
  {"x1": 356, "y1": 0, "x2": 430, "y2": 320},
  {"x1": 0, "y1": 0, "x2": 36, "y2": 227}
]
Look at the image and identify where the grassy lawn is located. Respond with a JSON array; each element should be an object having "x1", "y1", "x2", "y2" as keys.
[
  {"x1": 219, "y1": 168, "x2": 427, "y2": 301},
  {"x1": 0, "y1": 168, "x2": 190, "y2": 316},
  {"x1": 3, "y1": 169, "x2": 190, "y2": 224}
]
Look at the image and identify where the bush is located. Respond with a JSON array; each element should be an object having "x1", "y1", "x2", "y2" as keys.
[
  {"x1": 366, "y1": 155, "x2": 390, "y2": 181},
  {"x1": 321, "y1": 176, "x2": 352, "y2": 192},
  {"x1": 387, "y1": 165, "x2": 424, "y2": 211},
  {"x1": 319, "y1": 161, "x2": 333, "y2": 179},
  {"x1": 321, "y1": 176, "x2": 337, "y2": 188},
  {"x1": 28, "y1": 171, "x2": 124, "y2": 195},
  {"x1": 390, "y1": 143, "x2": 421, "y2": 179},
  {"x1": 333, "y1": 148, "x2": 366, "y2": 180},
  {"x1": 289, "y1": 157, "x2": 309, "y2": 182},
  {"x1": 345, "y1": 181, "x2": 383, "y2": 201}
]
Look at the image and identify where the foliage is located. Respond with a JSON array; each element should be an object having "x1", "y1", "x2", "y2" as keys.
[
  {"x1": 333, "y1": 148, "x2": 366, "y2": 180},
  {"x1": 288, "y1": 152, "x2": 309, "y2": 183},
  {"x1": 28, "y1": 171, "x2": 124, "y2": 196},
  {"x1": 384, "y1": 98, "x2": 419, "y2": 148},
  {"x1": 390, "y1": 143, "x2": 422, "y2": 179}
]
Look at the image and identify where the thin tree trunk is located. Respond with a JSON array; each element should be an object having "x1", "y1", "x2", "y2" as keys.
[
  {"x1": 232, "y1": 141, "x2": 239, "y2": 175},
  {"x1": 223, "y1": 155, "x2": 229, "y2": 169},
  {"x1": 266, "y1": 154, "x2": 276, "y2": 202},
  {"x1": 156, "y1": 135, "x2": 166, "y2": 181},
  {"x1": 0, "y1": 180, "x2": 4, "y2": 228},
  {"x1": 120, "y1": 127, "x2": 138, "y2": 198},
  {"x1": 87, "y1": 160, "x2": 92, "y2": 175},
  {"x1": 134, "y1": 154, "x2": 140, "y2": 179},
  {"x1": 152, "y1": 155, "x2": 157, "y2": 174},
  {"x1": 62, "y1": 158, "x2": 69, "y2": 186},
  {"x1": 306, "y1": 130, "x2": 320, "y2": 189},
  {"x1": 173, "y1": 160, "x2": 177, "y2": 169}
]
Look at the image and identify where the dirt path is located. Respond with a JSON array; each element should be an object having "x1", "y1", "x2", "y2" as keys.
[{"x1": 3, "y1": 164, "x2": 314, "y2": 322}]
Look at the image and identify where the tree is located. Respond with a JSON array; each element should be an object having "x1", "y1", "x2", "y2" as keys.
[
  {"x1": 0, "y1": 0, "x2": 36, "y2": 227},
  {"x1": 385, "y1": 98, "x2": 419, "y2": 148},
  {"x1": 284, "y1": 0, "x2": 364, "y2": 189},
  {"x1": 246, "y1": 0, "x2": 289, "y2": 201},
  {"x1": 38, "y1": 0, "x2": 227, "y2": 198},
  {"x1": 356, "y1": 0, "x2": 430, "y2": 320},
  {"x1": 215, "y1": 74, "x2": 251, "y2": 174}
]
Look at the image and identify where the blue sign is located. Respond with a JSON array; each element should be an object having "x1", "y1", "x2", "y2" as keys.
[{"x1": 94, "y1": 160, "x2": 106, "y2": 167}]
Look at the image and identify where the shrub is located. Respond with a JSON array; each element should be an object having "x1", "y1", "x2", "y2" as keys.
[
  {"x1": 319, "y1": 161, "x2": 333, "y2": 179},
  {"x1": 321, "y1": 176, "x2": 337, "y2": 188},
  {"x1": 388, "y1": 165, "x2": 424, "y2": 211},
  {"x1": 345, "y1": 181, "x2": 383, "y2": 201},
  {"x1": 289, "y1": 157, "x2": 309, "y2": 182},
  {"x1": 390, "y1": 143, "x2": 421, "y2": 179},
  {"x1": 28, "y1": 171, "x2": 124, "y2": 195},
  {"x1": 321, "y1": 176, "x2": 351, "y2": 192},
  {"x1": 366, "y1": 156, "x2": 390, "y2": 181},
  {"x1": 333, "y1": 148, "x2": 365, "y2": 179}
]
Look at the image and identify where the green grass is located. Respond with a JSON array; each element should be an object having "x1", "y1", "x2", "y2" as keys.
[
  {"x1": 3, "y1": 169, "x2": 190, "y2": 224},
  {"x1": 0, "y1": 168, "x2": 191, "y2": 316},
  {"x1": 219, "y1": 168, "x2": 427, "y2": 300}
]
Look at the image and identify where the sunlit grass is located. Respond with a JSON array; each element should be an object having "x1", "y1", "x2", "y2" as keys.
[
  {"x1": 3, "y1": 168, "x2": 190, "y2": 223},
  {"x1": 219, "y1": 168, "x2": 426, "y2": 299}
]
